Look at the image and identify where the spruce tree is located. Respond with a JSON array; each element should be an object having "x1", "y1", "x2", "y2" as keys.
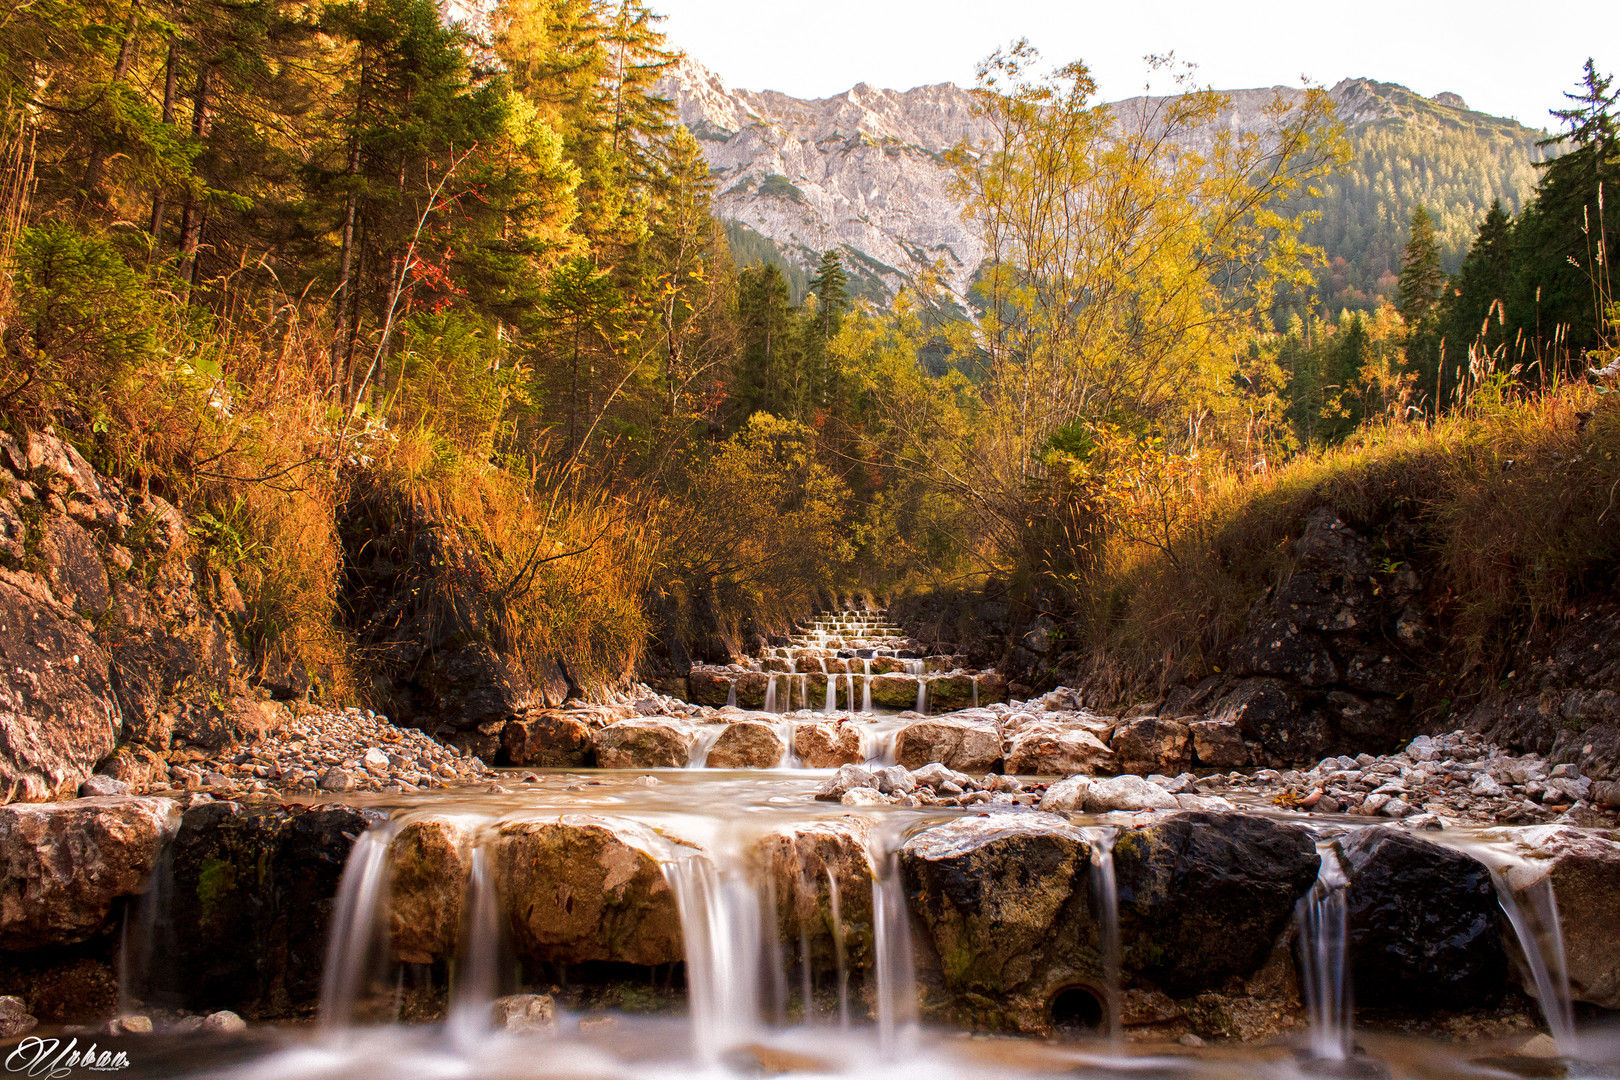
[{"x1": 1397, "y1": 206, "x2": 1445, "y2": 324}]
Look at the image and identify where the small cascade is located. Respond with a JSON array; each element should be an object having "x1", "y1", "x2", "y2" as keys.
[
  {"x1": 763, "y1": 673, "x2": 778, "y2": 714},
  {"x1": 318, "y1": 824, "x2": 397, "y2": 1032},
  {"x1": 915, "y1": 677, "x2": 927, "y2": 716},
  {"x1": 861, "y1": 658, "x2": 873, "y2": 714},
  {"x1": 688, "y1": 724, "x2": 724, "y2": 767},
  {"x1": 1078, "y1": 826, "x2": 1122, "y2": 1043},
  {"x1": 870, "y1": 833, "x2": 918, "y2": 1056},
  {"x1": 445, "y1": 844, "x2": 499, "y2": 1048},
  {"x1": 1493, "y1": 868, "x2": 1577, "y2": 1052},
  {"x1": 1295, "y1": 842, "x2": 1353, "y2": 1061},
  {"x1": 971, "y1": 674, "x2": 979, "y2": 708},
  {"x1": 725, "y1": 682, "x2": 737, "y2": 708},
  {"x1": 846, "y1": 673, "x2": 857, "y2": 714},
  {"x1": 823, "y1": 661, "x2": 836, "y2": 714},
  {"x1": 826, "y1": 868, "x2": 850, "y2": 1026},
  {"x1": 799, "y1": 672, "x2": 809, "y2": 712}
]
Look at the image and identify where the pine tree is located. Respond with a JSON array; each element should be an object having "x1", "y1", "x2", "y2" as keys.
[
  {"x1": 1397, "y1": 206, "x2": 1445, "y2": 324},
  {"x1": 1437, "y1": 199, "x2": 1515, "y2": 402}
]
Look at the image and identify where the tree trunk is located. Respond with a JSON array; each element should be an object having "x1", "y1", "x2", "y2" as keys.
[
  {"x1": 177, "y1": 61, "x2": 215, "y2": 291},
  {"x1": 81, "y1": 8, "x2": 140, "y2": 211},
  {"x1": 148, "y1": 34, "x2": 179, "y2": 252},
  {"x1": 330, "y1": 49, "x2": 367, "y2": 391}
]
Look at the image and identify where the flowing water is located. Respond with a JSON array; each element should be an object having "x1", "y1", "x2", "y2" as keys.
[{"x1": 119, "y1": 768, "x2": 1617, "y2": 1080}]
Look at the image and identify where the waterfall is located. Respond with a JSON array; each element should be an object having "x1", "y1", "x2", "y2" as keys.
[
  {"x1": 799, "y1": 673, "x2": 809, "y2": 712},
  {"x1": 662, "y1": 848, "x2": 770, "y2": 1066},
  {"x1": 861, "y1": 659, "x2": 873, "y2": 714},
  {"x1": 318, "y1": 824, "x2": 396, "y2": 1032},
  {"x1": 971, "y1": 675, "x2": 979, "y2": 708},
  {"x1": 870, "y1": 834, "x2": 919, "y2": 1057},
  {"x1": 1493, "y1": 869, "x2": 1576, "y2": 1053},
  {"x1": 846, "y1": 673, "x2": 857, "y2": 714},
  {"x1": 823, "y1": 663, "x2": 836, "y2": 714},
  {"x1": 786, "y1": 659, "x2": 798, "y2": 711},
  {"x1": 764, "y1": 673, "x2": 778, "y2": 714},
  {"x1": 445, "y1": 844, "x2": 499, "y2": 1048},
  {"x1": 1295, "y1": 842, "x2": 1353, "y2": 1061},
  {"x1": 1078, "y1": 826, "x2": 1121, "y2": 1043},
  {"x1": 914, "y1": 676, "x2": 927, "y2": 716},
  {"x1": 688, "y1": 724, "x2": 724, "y2": 767},
  {"x1": 826, "y1": 868, "x2": 850, "y2": 1027},
  {"x1": 726, "y1": 681, "x2": 737, "y2": 708}
]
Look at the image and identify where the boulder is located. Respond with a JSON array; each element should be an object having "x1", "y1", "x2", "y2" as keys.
[
  {"x1": 1112, "y1": 812, "x2": 1319, "y2": 995},
  {"x1": 1039, "y1": 775, "x2": 1091, "y2": 812},
  {"x1": 0, "y1": 796, "x2": 180, "y2": 949},
  {"x1": 705, "y1": 721, "x2": 786, "y2": 769},
  {"x1": 1081, "y1": 775, "x2": 1179, "y2": 812},
  {"x1": 501, "y1": 712, "x2": 596, "y2": 768},
  {"x1": 902, "y1": 813, "x2": 1101, "y2": 1031},
  {"x1": 793, "y1": 722, "x2": 865, "y2": 768},
  {"x1": 388, "y1": 816, "x2": 474, "y2": 964},
  {"x1": 1339, "y1": 826, "x2": 1507, "y2": 1010},
  {"x1": 729, "y1": 671, "x2": 769, "y2": 710},
  {"x1": 815, "y1": 763, "x2": 876, "y2": 800},
  {"x1": 1004, "y1": 723, "x2": 1113, "y2": 777},
  {"x1": 758, "y1": 817, "x2": 876, "y2": 969},
  {"x1": 1504, "y1": 826, "x2": 1620, "y2": 1009},
  {"x1": 686, "y1": 668, "x2": 733, "y2": 708},
  {"x1": 0, "y1": 994, "x2": 36, "y2": 1038},
  {"x1": 1110, "y1": 717, "x2": 1191, "y2": 775},
  {"x1": 925, "y1": 674, "x2": 979, "y2": 711},
  {"x1": 594, "y1": 718, "x2": 696, "y2": 769},
  {"x1": 492, "y1": 815, "x2": 684, "y2": 966},
  {"x1": 1188, "y1": 718, "x2": 1248, "y2": 769},
  {"x1": 0, "y1": 579, "x2": 121, "y2": 803},
  {"x1": 894, "y1": 719, "x2": 1003, "y2": 773}
]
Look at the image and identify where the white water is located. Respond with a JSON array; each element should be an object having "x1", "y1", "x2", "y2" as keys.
[
  {"x1": 317, "y1": 825, "x2": 396, "y2": 1033},
  {"x1": 764, "y1": 673, "x2": 779, "y2": 714},
  {"x1": 1077, "y1": 826, "x2": 1121, "y2": 1045},
  {"x1": 445, "y1": 844, "x2": 499, "y2": 1048},
  {"x1": 1492, "y1": 868, "x2": 1577, "y2": 1054},
  {"x1": 1294, "y1": 842, "x2": 1353, "y2": 1061}
]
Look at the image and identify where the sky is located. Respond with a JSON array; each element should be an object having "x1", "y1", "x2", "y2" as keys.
[{"x1": 653, "y1": 0, "x2": 1620, "y2": 131}]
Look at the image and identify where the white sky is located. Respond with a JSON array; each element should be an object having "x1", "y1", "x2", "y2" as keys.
[{"x1": 653, "y1": 0, "x2": 1620, "y2": 132}]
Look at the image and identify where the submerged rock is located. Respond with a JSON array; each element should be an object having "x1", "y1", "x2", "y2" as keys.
[
  {"x1": 0, "y1": 796, "x2": 180, "y2": 950},
  {"x1": 895, "y1": 719, "x2": 1003, "y2": 773},
  {"x1": 594, "y1": 718, "x2": 696, "y2": 769},
  {"x1": 1113, "y1": 812, "x2": 1319, "y2": 995},
  {"x1": 1339, "y1": 826, "x2": 1507, "y2": 1010},
  {"x1": 705, "y1": 721, "x2": 786, "y2": 768},
  {"x1": 492, "y1": 815, "x2": 683, "y2": 966}
]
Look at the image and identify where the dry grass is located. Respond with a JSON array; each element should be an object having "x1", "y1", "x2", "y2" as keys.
[{"x1": 1083, "y1": 380, "x2": 1620, "y2": 694}]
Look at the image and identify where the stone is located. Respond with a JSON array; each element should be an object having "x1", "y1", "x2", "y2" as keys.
[
  {"x1": 77, "y1": 774, "x2": 129, "y2": 797},
  {"x1": 94, "y1": 745, "x2": 165, "y2": 791},
  {"x1": 1003, "y1": 723, "x2": 1113, "y2": 776},
  {"x1": 594, "y1": 718, "x2": 697, "y2": 769},
  {"x1": 815, "y1": 763, "x2": 876, "y2": 800},
  {"x1": 912, "y1": 762, "x2": 972, "y2": 790},
  {"x1": 705, "y1": 721, "x2": 786, "y2": 769},
  {"x1": 1112, "y1": 812, "x2": 1319, "y2": 995},
  {"x1": 388, "y1": 816, "x2": 473, "y2": 964},
  {"x1": 840, "y1": 788, "x2": 888, "y2": 806},
  {"x1": 894, "y1": 718, "x2": 1003, "y2": 773},
  {"x1": 200, "y1": 1010, "x2": 247, "y2": 1033},
  {"x1": 1322, "y1": 690, "x2": 1409, "y2": 752},
  {"x1": 501, "y1": 712, "x2": 596, "y2": 768},
  {"x1": 0, "y1": 994, "x2": 36, "y2": 1038},
  {"x1": 0, "y1": 796, "x2": 180, "y2": 949},
  {"x1": 0, "y1": 579, "x2": 121, "y2": 803},
  {"x1": 868, "y1": 673, "x2": 925, "y2": 710},
  {"x1": 107, "y1": 1014, "x2": 152, "y2": 1035},
  {"x1": 1081, "y1": 775, "x2": 1179, "y2": 813},
  {"x1": 1227, "y1": 618, "x2": 1339, "y2": 688},
  {"x1": 686, "y1": 668, "x2": 734, "y2": 708},
  {"x1": 1339, "y1": 826, "x2": 1507, "y2": 1010},
  {"x1": 1110, "y1": 717, "x2": 1191, "y2": 775},
  {"x1": 1039, "y1": 775, "x2": 1091, "y2": 812},
  {"x1": 361, "y1": 748, "x2": 391, "y2": 774},
  {"x1": 758, "y1": 818, "x2": 876, "y2": 969},
  {"x1": 1504, "y1": 825, "x2": 1620, "y2": 1008},
  {"x1": 492, "y1": 815, "x2": 683, "y2": 966},
  {"x1": 1188, "y1": 719, "x2": 1248, "y2": 769},
  {"x1": 492, "y1": 994, "x2": 556, "y2": 1034},
  {"x1": 317, "y1": 767, "x2": 355, "y2": 792},
  {"x1": 1210, "y1": 678, "x2": 1325, "y2": 765},
  {"x1": 793, "y1": 722, "x2": 865, "y2": 768},
  {"x1": 873, "y1": 765, "x2": 916, "y2": 794},
  {"x1": 902, "y1": 813, "x2": 1099, "y2": 1031}
]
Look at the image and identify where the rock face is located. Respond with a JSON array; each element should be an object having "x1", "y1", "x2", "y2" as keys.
[
  {"x1": 388, "y1": 816, "x2": 473, "y2": 965},
  {"x1": 758, "y1": 817, "x2": 875, "y2": 969},
  {"x1": 594, "y1": 718, "x2": 696, "y2": 769},
  {"x1": 895, "y1": 718, "x2": 1003, "y2": 773},
  {"x1": 1338, "y1": 827, "x2": 1506, "y2": 1009},
  {"x1": 1110, "y1": 717, "x2": 1191, "y2": 775},
  {"x1": 0, "y1": 430, "x2": 250, "y2": 803},
  {"x1": 705, "y1": 721, "x2": 786, "y2": 768},
  {"x1": 1503, "y1": 826, "x2": 1620, "y2": 1009},
  {"x1": 0, "y1": 796, "x2": 179, "y2": 949},
  {"x1": 493, "y1": 816, "x2": 684, "y2": 966},
  {"x1": 902, "y1": 813, "x2": 1102, "y2": 1031},
  {"x1": 1112, "y1": 812, "x2": 1319, "y2": 995}
]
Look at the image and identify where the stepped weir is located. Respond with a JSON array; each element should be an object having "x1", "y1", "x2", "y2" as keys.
[{"x1": 8, "y1": 604, "x2": 1613, "y2": 1079}]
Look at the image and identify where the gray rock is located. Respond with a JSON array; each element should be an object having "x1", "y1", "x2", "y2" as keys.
[
  {"x1": 317, "y1": 767, "x2": 355, "y2": 792},
  {"x1": 816, "y1": 763, "x2": 876, "y2": 800},
  {"x1": 200, "y1": 1010, "x2": 246, "y2": 1033},
  {"x1": 873, "y1": 765, "x2": 916, "y2": 795},
  {"x1": 77, "y1": 775, "x2": 129, "y2": 798},
  {"x1": 1082, "y1": 775, "x2": 1180, "y2": 812},
  {"x1": 1039, "y1": 775, "x2": 1091, "y2": 812}
]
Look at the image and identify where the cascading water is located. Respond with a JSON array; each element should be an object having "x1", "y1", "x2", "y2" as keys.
[
  {"x1": 1295, "y1": 842, "x2": 1353, "y2": 1061},
  {"x1": 823, "y1": 661, "x2": 837, "y2": 714},
  {"x1": 444, "y1": 843, "x2": 499, "y2": 1048},
  {"x1": 663, "y1": 848, "x2": 770, "y2": 1066},
  {"x1": 1077, "y1": 826, "x2": 1121, "y2": 1043},
  {"x1": 764, "y1": 673, "x2": 778, "y2": 714},
  {"x1": 318, "y1": 824, "x2": 397, "y2": 1033},
  {"x1": 1493, "y1": 868, "x2": 1577, "y2": 1053},
  {"x1": 862, "y1": 659, "x2": 873, "y2": 714}
]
